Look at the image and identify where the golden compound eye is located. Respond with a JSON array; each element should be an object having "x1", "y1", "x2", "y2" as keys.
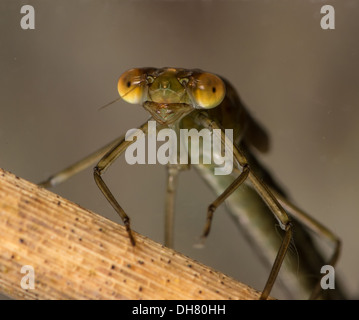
[
  {"x1": 117, "y1": 68, "x2": 146, "y2": 104},
  {"x1": 191, "y1": 73, "x2": 226, "y2": 109}
]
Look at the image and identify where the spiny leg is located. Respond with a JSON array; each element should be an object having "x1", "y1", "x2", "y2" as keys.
[
  {"x1": 195, "y1": 112, "x2": 293, "y2": 300},
  {"x1": 93, "y1": 121, "x2": 150, "y2": 246},
  {"x1": 38, "y1": 135, "x2": 126, "y2": 188}
]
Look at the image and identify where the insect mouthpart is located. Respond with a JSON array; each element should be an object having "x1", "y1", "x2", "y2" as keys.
[{"x1": 143, "y1": 101, "x2": 193, "y2": 125}]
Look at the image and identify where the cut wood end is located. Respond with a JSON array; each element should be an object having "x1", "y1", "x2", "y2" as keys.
[{"x1": 0, "y1": 168, "x2": 265, "y2": 300}]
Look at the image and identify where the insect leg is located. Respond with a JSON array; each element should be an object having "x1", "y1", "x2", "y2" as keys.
[
  {"x1": 93, "y1": 121, "x2": 149, "y2": 246},
  {"x1": 164, "y1": 164, "x2": 180, "y2": 248},
  {"x1": 270, "y1": 188, "x2": 341, "y2": 299},
  {"x1": 38, "y1": 135, "x2": 126, "y2": 188},
  {"x1": 201, "y1": 165, "x2": 249, "y2": 238},
  {"x1": 195, "y1": 112, "x2": 293, "y2": 300}
]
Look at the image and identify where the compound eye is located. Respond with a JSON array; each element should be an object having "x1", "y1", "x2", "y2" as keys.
[
  {"x1": 191, "y1": 73, "x2": 225, "y2": 109},
  {"x1": 117, "y1": 68, "x2": 146, "y2": 104}
]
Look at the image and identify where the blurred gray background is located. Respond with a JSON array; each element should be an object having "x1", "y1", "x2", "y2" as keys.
[{"x1": 1, "y1": 0, "x2": 358, "y2": 299}]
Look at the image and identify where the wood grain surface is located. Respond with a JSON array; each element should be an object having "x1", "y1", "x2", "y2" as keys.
[{"x1": 0, "y1": 168, "x2": 262, "y2": 300}]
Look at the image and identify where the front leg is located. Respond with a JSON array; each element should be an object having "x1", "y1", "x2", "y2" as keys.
[
  {"x1": 94, "y1": 121, "x2": 149, "y2": 246},
  {"x1": 195, "y1": 111, "x2": 293, "y2": 300}
]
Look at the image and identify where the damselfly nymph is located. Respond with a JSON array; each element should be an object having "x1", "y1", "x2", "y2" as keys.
[{"x1": 39, "y1": 67, "x2": 344, "y2": 300}]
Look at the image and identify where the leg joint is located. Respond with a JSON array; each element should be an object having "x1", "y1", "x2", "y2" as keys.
[{"x1": 93, "y1": 166, "x2": 102, "y2": 176}]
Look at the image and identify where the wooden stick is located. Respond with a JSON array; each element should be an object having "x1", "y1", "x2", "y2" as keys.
[{"x1": 0, "y1": 168, "x2": 262, "y2": 300}]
